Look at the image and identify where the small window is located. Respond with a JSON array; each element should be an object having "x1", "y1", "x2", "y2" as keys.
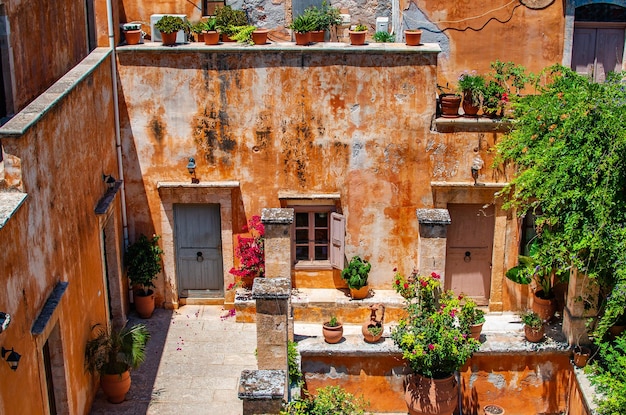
[
  {"x1": 291, "y1": 207, "x2": 345, "y2": 268},
  {"x1": 203, "y1": 0, "x2": 226, "y2": 16}
]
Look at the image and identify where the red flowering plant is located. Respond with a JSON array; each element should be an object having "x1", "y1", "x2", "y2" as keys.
[
  {"x1": 391, "y1": 271, "x2": 480, "y2": 378},
  {"x1": 392, "y1": 268, "x2": 418, "y2": 299},
  {"x1": 229, "y1": 215, "x2": 265, "y2": 288}
]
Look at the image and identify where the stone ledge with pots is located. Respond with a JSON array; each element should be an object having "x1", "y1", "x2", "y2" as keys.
[
  {"x1": 116, "y1": 41, "x2": 442, "y2": 55},
  {"x1": 433, "y1": 116, "x2": 515, "y2": 133}
]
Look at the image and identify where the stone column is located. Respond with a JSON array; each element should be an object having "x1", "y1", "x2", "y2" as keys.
[
  {"x1": 416, "y1": 209, "x2": 451, "y2": 280},
  {"x1": 238, "y1": 369, "x2": 286, "y2": 415},
  {"x1": 563, "y1": 268, "x2": 600, "y2": 346},
  {"x1": 261, "y1": 208, "x2": 294, "y2": 340},
  {"x1": 261, "y1": 208, "x2": 294, "y2": 279},
  {"x1": 253, "y1": 277, "x2": 291, "y2": 372}
]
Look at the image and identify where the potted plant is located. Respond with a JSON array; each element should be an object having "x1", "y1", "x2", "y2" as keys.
[
  {"x1": 459, "y1": 297, "x2": 486, "y2": 341},
  {"x1": 154, "y1": 15, "x2": 188, "y2": 45},
  {"x1": 392, "y1": 268, "x2": 418, "y2": 299},
  {"x1": 289, "y1": 13, "x2": 316, "y2": 45},
  {"x1": 304, "y1": 1, "x2": 342, "y2": 42},
  {"x1": 404, "y1": 28, "x2": 422, "y2": 46},
  {"x1": 482, "y1": 80, "x2": 508, "y2": 118},
  {"x1": 437, "y1": 84, "x2": 462, "y2": 118},
  {"x1": 573, "y1": 344, "x2": 591, "y2": 368},
  {"x1": 202, "y1": 18, "x2": 220, "y2": 45},
  {"x1": 348, "y1": 23, "x2": 368, "y2": 45},
  {"x1": 215, "y1": 5, "x2": 248, "y2": 42},
  {"x1": 520, "y1": 310, "x2": 544, "y2": 343},
  {"x1": 85, "y1": 323, "x2": 150, "y2": 403},
  {"x1": 229, "y1": 215, "x2": 265, "y2": 289},
  {"x1": 458, "y1": 72, "x2": 486, "y2": 117},
  {"x1": 341, "y1": 255, "x2": 371, "y2": 299},
  {"x1": 126, "y1": 234, "x2": 163, "y2": 319},
  {"x1": 230, "y1": 25, "x2": 256, "y2": 44},
  {"x1": 391, "y1": 271, "x2": 480, "y2": 415},
  {"x1": 373, "y1": 31, "x2": 394, "y2": 43},
  {"x1": 189, "y1": 21, "x2": 206, "y2": 42},
  {"x1": 322, "y1": 316, "x2": 343, "y2": 344},
  {"x1": 122, "y1": 23, "x2": 142, "y2": 45},
  {"x1": 505, "y1": 240, "x2": 559, "y2": 322},
  {"x1": 362, "y1": 303, "x2": 385, "y2": 343}
]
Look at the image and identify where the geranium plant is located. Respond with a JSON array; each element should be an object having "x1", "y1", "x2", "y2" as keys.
[
  {"x1": 229, "y1": 215, "x2": 265, "y2": 286},
  {"x1": 391, "y1": 272, "x2": 480, "y2": 378},
  {"x1": 458, "y1": 71, "x2": 486, "y2": 106}
]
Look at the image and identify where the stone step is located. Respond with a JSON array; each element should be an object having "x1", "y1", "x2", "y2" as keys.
[{"x1": 234, "y1": 288, "x2": 406, "y2": 324}]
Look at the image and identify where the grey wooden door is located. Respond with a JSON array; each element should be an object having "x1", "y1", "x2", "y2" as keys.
[
  {"x1": 174, "y1": 204, "x2": 223, "y2": 297},
  {"x1": 445, "y1": 204, "x2": 495, "y2": 305},
  {"x1": 572, "y1": 25, "x2": 625, "y2": 82}
]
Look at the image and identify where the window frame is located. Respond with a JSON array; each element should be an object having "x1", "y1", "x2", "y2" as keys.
[{"x1": 292, "y1": 205, "x2": 335, "y2": 267}]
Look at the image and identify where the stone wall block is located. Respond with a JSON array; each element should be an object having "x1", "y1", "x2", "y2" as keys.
[{"x1": 261, "y1": 208, "x2": 293, "y2": 279}]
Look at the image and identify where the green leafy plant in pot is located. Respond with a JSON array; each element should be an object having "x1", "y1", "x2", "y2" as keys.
[
  {"x1": 289, "y1": 13, "x2": 316, "y2": 45},
  {"x1": 154, "y1": 15, "x2": 188, "y2": 45},
  {"x1": 341, "y1": 255, "x2": 371, "y2": 299},
  {"x1": 126, "y1": 234, "x2": 163, "y2": 318},
  {"x1": 215, "y1": 5, "x2": 248, "y2": 41},
  {"x1": 85, "y1": 323, "x2": 150, "y2": 403},
  {"x1": 391, "y1": 271, "x2": 480, "y2": 415},
  {"x1": 520, "y1": 310, "x2": 544, "y2": 342}
]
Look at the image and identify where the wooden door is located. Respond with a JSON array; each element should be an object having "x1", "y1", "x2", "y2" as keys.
[
  {"x1": 572, "y1": 24, "x2": 625, "y2": 82},
  {"x1": 445, "y1": 204, "x2": 495, "y2": 305},
  {"x1": 174, "y1": 204, "x2": 223, "y2": 297}
]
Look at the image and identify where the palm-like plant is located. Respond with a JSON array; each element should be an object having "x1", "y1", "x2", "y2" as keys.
[{"x1": 85, "y1": 323, "x2": 150, "y2": 375}]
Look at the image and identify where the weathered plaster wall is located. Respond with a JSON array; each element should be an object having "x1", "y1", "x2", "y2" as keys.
[
  {"x1": 6, "y1": 0, "x2": 90, "y2": 111},
  {"x1": 0, "y1": 51, "x2": 118, "y2": 415},
  {"x1": 117, "y1": 47, "x2": 446, "y2": 294}
]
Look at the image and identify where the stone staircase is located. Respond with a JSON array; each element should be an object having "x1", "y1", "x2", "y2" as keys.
[{"x1": 235, "y1": 288, "x2": 407, "y2": 324}]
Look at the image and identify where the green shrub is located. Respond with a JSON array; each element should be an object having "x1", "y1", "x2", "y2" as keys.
[
  {"x1": 154, "y1": 16, "x2": 187, "y2": 34},
  {"x1": 126, "y1": 234, "x2": 163, "y2": 295},
  {"x1": 281, "y1": 385, "x2": 369, "y2": 415},
  {"x1": 373, "y1": 31, "x2": 394, "y2": 42},
  {"x1": 341, "y1": 256, "x2": 371, "y2": 289},
  {"x1": 588, "y1": 334, "x2": 626, "y2": 414},
  {"x1": 287, "y1": 340, "x2": 302, "y2": 385}
]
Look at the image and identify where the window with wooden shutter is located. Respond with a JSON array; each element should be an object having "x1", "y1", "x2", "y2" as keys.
[{"x1": 330, "y1": 212, "x2": 345, "y2": 270}]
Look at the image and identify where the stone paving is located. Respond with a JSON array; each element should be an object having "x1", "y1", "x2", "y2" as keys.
[{"x1": 89, "y1": 305, "x2": 257, "y2": 415}]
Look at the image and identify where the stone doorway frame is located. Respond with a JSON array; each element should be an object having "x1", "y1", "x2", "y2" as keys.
[
  {"x1": 157, "y1": 181, "x2": 239, "y2": 309},
  {"x1": 431, "y1": 182, "x2": 511, "y2": 312}
]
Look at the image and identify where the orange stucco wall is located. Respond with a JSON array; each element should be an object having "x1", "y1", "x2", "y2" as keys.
[
  {"x1": 0, "y1": 51, "x2": 119, "y2": 415},
  {"x1": 303, "y1": 351, "x2": 585, "y2": 414}
]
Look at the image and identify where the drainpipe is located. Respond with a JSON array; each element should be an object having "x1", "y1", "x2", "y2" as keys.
[
  {"x1": 105, "y1": 0, "x2": 129, "y2": 253},
  {"x1": 392, "y1": 0, "x2": 400, "y2": 42}
]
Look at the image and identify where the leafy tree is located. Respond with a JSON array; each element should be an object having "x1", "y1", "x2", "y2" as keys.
[{"x1": 494, "y1": 65, "x2": 626, "y2": 337}]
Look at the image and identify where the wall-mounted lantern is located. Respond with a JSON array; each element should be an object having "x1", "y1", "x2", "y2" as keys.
[
  {"x1": 1, "y1": 347, "x2": 20, "y2": 371},
  {"x1": 0, "y1": 312, "x2": 10, "y2": 333},
  {"x1": 187, "y1": 157, "x2": 199, "y2": 184}
]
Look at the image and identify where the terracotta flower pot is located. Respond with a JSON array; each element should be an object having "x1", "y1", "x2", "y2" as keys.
[
  {"x1": 100, "y1": 371, "x2": 131, "y2": 404},
  {"x1": 134, "y1": 290, "x2": 155, "y2": 319},
  {"x1": 251, "y1": 29, "x2": 269, "y2": 45},
  {"x1": 405, "y1": 373, "x2": 458, "y2": 415},
  {"x1": 462, "y1": 92, "x2": 480, "y2": 117},
  {"x1": 204, "y1": 31, "x2": 220, "y2": 45},
  {"x1": 532, "y1": 290, "x2": 556, "y2": 322},
  {"x1": 124, "y1": 30, "x2": 142, "y2": 45},
  {"x1": 322, "y1": 322, "x2": 343, "y2": 344},
  {"x1": 348, "y1": 30, "x2": 367, "y2": 45},
  {"x1": 362, "y1": 323, "x2": 383, "y2": 343},
  {"x1": 350, "y1": 285, "x2": 369, "y2": 300},
  {"x1": 573, "y1": 346, "x2": 591, "y2": 368},
  {"x1": 524, "y1": 324, "x2": 544, "y2": 343},
  {"x1": 160, "y1": 31, "x2": 178, "y2": 46},
  {"x1": 294, "y1": 31, "x2": 311, "y2": 46},
  {"x1": 440, "y1": 94, "x2": 461, "y2": 118},
  {"x1": 310, "y1": 30, "x2": 326, "y2": 42},
  {"x1": 405, "y1": 30, "x2": 422, "y2": 46},
  {"x1": 470, "y1": 322, "x2": 484, "y2": 341}
]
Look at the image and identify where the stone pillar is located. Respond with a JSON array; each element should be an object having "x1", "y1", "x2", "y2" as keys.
[
  {"x1": 416, "y1": 209, "x2": 451, "y2": 280},
  {"x1": 261, "y1": 208, "x2": 294, "y2": 279},
  {"x1": 261, "y1": 208, "x2": 294, "y2": 340},
  {"x1": 253, "y1": 277, "x2": 291, "y2": 372},
  {"x1": 238, "y1": 369, "x2": 286, "y2": 415},
  {"x1": 563, "y1": 268, "x2": 600, "y2": 346}
]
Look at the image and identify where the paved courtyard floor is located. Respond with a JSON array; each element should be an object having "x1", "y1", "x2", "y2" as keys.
[{"x1": 89, "y1": 305, "x2": 257, "y2": 415}]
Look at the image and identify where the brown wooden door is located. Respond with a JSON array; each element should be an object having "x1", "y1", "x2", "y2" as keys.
[{"x1": 445, "y1": 204, "x2": 495, "y2": 305}]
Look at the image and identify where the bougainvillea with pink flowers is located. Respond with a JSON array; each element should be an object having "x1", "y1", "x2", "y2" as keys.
[{"x1": 229, "y1": 215, "x2": 265, "y2": 285}]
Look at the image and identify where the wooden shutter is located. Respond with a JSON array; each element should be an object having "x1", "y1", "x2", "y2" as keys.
[
  {"x1": 572, "y1": 27, "x2": 597, "y2": 77},
  {"x1": 595, "y1": 28, "x2": 625, "y2": 82},
  {"x1": 330, "y1": 212, "x2": 345, "y2": 269}
]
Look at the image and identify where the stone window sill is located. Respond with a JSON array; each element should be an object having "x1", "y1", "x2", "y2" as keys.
[{"x1": 294, "y1": 260, "x2": 333, "y2": 271}]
